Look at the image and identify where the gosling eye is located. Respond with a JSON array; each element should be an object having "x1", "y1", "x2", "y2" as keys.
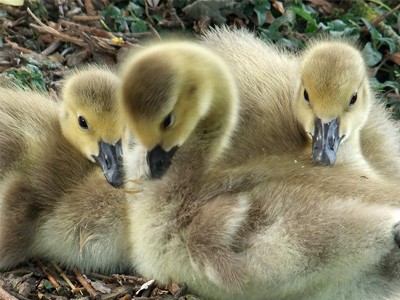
[
  {"x1": 304, "y1": 89, "x2": 310, "y2": 104},
  {"x1": 162, "y1": 113, "x2": 174, "y2": 129},
  {"x1": 349, "y1": 92, "x2": 357, "y2": 106},
  {"x1": 78, "y1": 116, "x2": 89, "y2": 130}
]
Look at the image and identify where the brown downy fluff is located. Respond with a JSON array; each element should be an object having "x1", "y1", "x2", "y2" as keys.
[
  {"x1": 202, "y1": 27, "x2": 400, "y2": 180},
  {"x1": 0, "y1": 66, "x2": 129, "y2": 273},
  {"x1": 119, "y1": 39, "x2": 400, "y2": 299}
]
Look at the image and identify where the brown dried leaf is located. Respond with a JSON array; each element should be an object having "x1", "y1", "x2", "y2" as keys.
[
  {"x1": 89, "y1": 279, "x2": 112, "y2": 294},
  {"x1": 306, "y1": 0, "x2": 333, "y2": 14},
  {"x1": 265, "y1": 10, "x2": 275, "y2": 24},
  {"x1": 271, "y1": 0, "x2": 285, "y2": 15},
  {"x1": 388, "y1": 52, "x2": 400, "y2": 66},
  {"x1": 166, "y1": 281, "x2": 181, "y2": 294}
]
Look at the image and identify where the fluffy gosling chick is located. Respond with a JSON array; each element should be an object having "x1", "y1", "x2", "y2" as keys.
[{"x1": 0, "y1": 66, "x2": 125, "y2": 270}]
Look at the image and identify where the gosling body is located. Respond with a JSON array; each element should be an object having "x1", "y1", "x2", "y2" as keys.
[
  {"x1": 0, "y1": 66, "x2": 128, "y2": 272},
  {"x1": 120, "y1": 40, "x2": 400, "y2": 299},
  {"x1": 202, "y1": 28, "x2": 400, "y2": 180}
]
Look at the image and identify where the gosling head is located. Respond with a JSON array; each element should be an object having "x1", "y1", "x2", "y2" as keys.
[
  {"x1": 60, "y1": 66, "x2": 125, "y2": 188},
  {"x1": 120, "y1": 41, "x2": 237, "y2": 179},
  {"x1": 295, "y1": 40, "x2": 371, "y2": 165}
]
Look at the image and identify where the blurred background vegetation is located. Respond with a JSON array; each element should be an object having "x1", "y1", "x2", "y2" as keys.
[
  {"x1": 0, "y1": 0, "x2": 399, "y2": 116},
  {"x1": 0, "y1": 0, "x2": 399, "y2": 298}
]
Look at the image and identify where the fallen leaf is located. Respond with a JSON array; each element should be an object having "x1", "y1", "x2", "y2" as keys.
[
  {"x1": 388, "y1": 52, "x2": 400, "y2": 66},
  {"x1": 147, "y1": 0, "x2": 160, "y2": 9},
  {"x1": 166, "y1": 281, "x2": 181, "y2": 294},
  {"x1": 306, "y1": 0, "x2": 333, "y2": 14},
  {"x1": 136, "y1": 279, "x2": 155, "y2": 295},
  {"x1": 90, "y1": 280, "x2": 112, "y2": 294},
  {"x1": 265, "y1": 10, "x2": 275, "y2": 24},
  {"x1": 271, "y1": 0, "x2": 285, "y2": 15}
]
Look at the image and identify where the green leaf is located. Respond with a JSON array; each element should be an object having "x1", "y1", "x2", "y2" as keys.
[
  {"x1": 378, "y1": 37, "x2": 397, "y2": 53},
  {"x1": 5, "y1": 64, "x2": 46, "y2": 92},
  {"x1": 252, "y1": 0, "x2": 271, "y2": 26},
  {"x1": 152, "y1": 14, "x2": 164, "y2": 22},
  {"x1": 291, "y1": 6, "x2": 318, "y2": 33},
  {"x1": 127, "y1": 2, "x2": 144, "y2": 17},
  {"x1": 130, "y1": 17, "x2": 148, "y2": 33},
  {"x1": 254, "y1": 6, "x2": 267, "y2": 26},
  {"x1": 101, "y1": 4, "x2": 121, "y2": 19},
  {"x1": 268, "y1": 13, "x2": 295, "y2": 34},
  {"x1": 361, "y1": 18, "x2": 380, "y2": 48},
  {"x1": 362, "y1": 42, "x2": 382, "y2": 67}
]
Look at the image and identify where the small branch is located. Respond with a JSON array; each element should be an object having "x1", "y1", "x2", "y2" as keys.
[
  {"x1": 0, "y1": 286, "x2": 19, "y2": 300},
  {"x1": 84, "y1": 0, "x2": 96, "y2": 16},
  {"x1": 147, "y1": 23, "x2": 161, "y2": 40},
  {"x1": 88, "y1": 272, "x2": 116, "y2": 283},
  {"x1": 52, "y1": 262, "x2": 77, "y2": 292},
  {"x1": 112, "y1": 274, "x2": 148, "y2": 285},
  {"x1": 73, "y1": 267, "x2": 99, "y2": 299},
  {"x1": 35, "y1": 259, "x2": 61, "y2": 291},
  {"x1": 41, "y1": 39, "x2": 62, "y2": 56},
  {"x1": 4, "y1": 37, "x2": 44, "y2": 59},
  {"x1": 101, "y1": 286, "x2": 133, "y2": 300},
  {"x1": 72, "y1": 15, "x2": 103, "y2": 22},
  {"x1": 30, "y1": 23, "x2": 87, "y2": 47},
  {"x1": 118, "y1": 294, "x2": 132, "y2": 300},
  {"x1": 370, "y1": 54, "x2": 389, "y2": 77},
  {"x1": 144, "y1": 0, "x2": 155, "y2": 25},
  {"x1": 370, "y1": 3, "x2": 400, "y2": 26},
  {"x1": 60, "y1": 20, "x2": 115, "y2": 39}
]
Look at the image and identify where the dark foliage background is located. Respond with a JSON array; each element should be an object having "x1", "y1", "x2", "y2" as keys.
[{"x1": 0, "y1": 0, "x2": 399, "y2": 299}]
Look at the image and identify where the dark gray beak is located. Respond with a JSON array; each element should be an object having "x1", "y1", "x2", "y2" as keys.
[
  {"x1": 93, "y1": 139, "x2": 124, "y2": 188},
  {"x1": 312, "y1": 118, "x2": 341, "y2": 166},
  {"x1": 147, "y1": 145, "x2": 178, "y2": 179}
]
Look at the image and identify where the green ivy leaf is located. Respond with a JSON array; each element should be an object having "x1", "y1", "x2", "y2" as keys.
[
  {"x1": 362, "y1": 42, "x2": 382, "y2": 67},
  {"x1": 130, "y1": 17, "x2": 148, "y2": 33},
  {"x1": 378, "y1": 37, "x2": 397, "y2": 53},
  {"x1": 252, "y1": 0, "x2": 271, "y2": 26},
  {"x1": 127, "y1": 2, "x2": 144, "y2": 17},
  {"x1": 5, "y1": 64, "x2": 46, "y2": 92},
  {"x1": 291, "y1": 6, "x2": 317, "y2": 33}
]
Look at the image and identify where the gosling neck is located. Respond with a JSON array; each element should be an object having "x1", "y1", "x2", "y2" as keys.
[{"x1": 181, "y1": 80, "x2": 239, "y2": 172}]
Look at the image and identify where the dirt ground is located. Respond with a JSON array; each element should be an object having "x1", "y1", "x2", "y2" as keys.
[{"x1": 0, "y1": 0, "x2": 398, "y2": 299}]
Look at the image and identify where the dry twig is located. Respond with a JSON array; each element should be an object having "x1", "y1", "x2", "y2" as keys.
[
  {"x1": 61, "y1": 20, "x2": 116, "y2": 39},
  {"x1": 84, "y1": 0, "x2": 96, "y2": 16},
  {"x1": 0, "y1": 285, "x2": 19, "y2": 300},
  {"x1": 72, "y1": 15, "x2": 103, "y2": 22},
  {"x1": 5, "y1": 37, "x2": 44, "y2": 59},
  {"x1": 147, "y1": 23, "x2": 161, "y2": 40},
  {"x1": 369, "y1": 3, "x2": 400, "y2": 26},
  {"x1": 52, "y1": 262, "x2": 77, "y2": 292},
  {"x1": 35, "y1": 259, "x2": 61, "y2": 291},
  {"x1": 73, "y1": 267, "x2": 99, "y2": 299},
  {"x1": 27, "y1": 7, "x2": 86, "y2": 47},
  {"x1": 41, "y1": 39, "x2": 63, "y2": 56}
]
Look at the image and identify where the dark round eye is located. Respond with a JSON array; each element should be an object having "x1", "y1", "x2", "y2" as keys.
[
  {"x1": 162, "y1": 113, "x2": 174, "y2": 129},
  {"x1": 304, "y1": 89, "x2": 310, "y2": 103},
  {"x1": 78, "y1": 116, "x2": 89, "y2": 130},
  {"x1": 349, "y1": 92, "x2": 357, "y2": 106}
]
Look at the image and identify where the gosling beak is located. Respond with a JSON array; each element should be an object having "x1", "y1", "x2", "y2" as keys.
[
  {"x1": 312, "y1": 118, "x2": 340, "y2": 166},
  {"x1": 147, "y1": 145, "x2": 178, "y2": 179},
  {"x1": 93, "y1": 139, "x2": 124, "y2": 188}
]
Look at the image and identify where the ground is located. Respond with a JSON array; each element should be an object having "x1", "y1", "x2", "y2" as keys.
[{"x1": 0, "y1": 0, "x2": 399, "y2": 299}]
